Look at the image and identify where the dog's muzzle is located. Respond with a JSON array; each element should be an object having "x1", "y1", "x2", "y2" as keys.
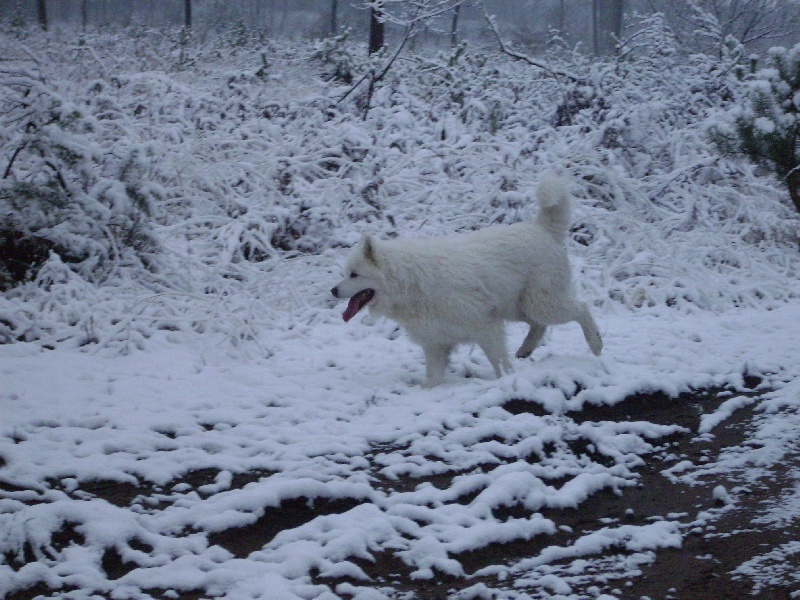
[{"x1": 331, "y1": 286, "x2": 339, "y2": 298}]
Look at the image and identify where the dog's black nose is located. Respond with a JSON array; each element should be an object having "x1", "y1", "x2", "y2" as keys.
[{"x1": 331, "y1": 286, "x2": 339, "y2": 297}]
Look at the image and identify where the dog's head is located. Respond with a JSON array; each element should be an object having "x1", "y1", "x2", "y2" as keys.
[{"x1": 331, "y1": 234, "x2": 384, "y2": 322}]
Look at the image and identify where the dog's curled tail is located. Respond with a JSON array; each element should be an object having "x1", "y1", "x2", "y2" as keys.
[{"x1": 535, "y1": 174, "x2": 572, "y2": 242}]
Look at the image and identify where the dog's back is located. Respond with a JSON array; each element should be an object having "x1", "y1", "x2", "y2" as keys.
[{"x1": 376, "y1": 176, "x2": 574, "y2": 321}]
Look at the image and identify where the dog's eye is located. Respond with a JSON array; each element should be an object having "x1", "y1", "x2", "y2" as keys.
[{"x1": 350, "y1": 272, "x2": 358, "y2": 279}]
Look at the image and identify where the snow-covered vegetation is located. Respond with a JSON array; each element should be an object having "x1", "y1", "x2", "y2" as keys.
[
  {"x1": 2, "y1": 14, "x2": 800, "y2": 600},
  {"x1": 711, "y1": 41, "x2": 800, "y2": 212},
  {"x1": 1, "y1": 16, "x2": 798, "y2": 350}
]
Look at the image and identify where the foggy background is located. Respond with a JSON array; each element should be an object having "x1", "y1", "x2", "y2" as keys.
[{"x1": 2, "y1": 0, "x2": 799, "y2": 55}]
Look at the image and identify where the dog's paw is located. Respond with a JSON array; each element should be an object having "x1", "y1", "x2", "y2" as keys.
[{"x1": 422, "y1": 380, "x2": 441, "y2": 389}]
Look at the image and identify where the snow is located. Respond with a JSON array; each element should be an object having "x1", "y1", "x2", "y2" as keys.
[
  {"x1": 698, "y1": 395, "x2": 756, "y2": 434},
  {"x1": 753, "y1": 116, "x2": 776, "y2": 134},
  {"x1": 2, "y1": 21, "x2": 800, "y2": 600},
  {"x1": 712, "y1": 485, "x2": 734, "y2": 506},
  {"x1": 3, "y1": 296, "x2": 800, "y2": 598}
]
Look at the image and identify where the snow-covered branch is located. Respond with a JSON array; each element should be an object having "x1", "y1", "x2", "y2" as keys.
[
  {"x1": 482, "y1": 7, "x2": 581, "y2": 83},
  {"x1": 360, "y1": 0, "x2": 467, "y2": 26}
]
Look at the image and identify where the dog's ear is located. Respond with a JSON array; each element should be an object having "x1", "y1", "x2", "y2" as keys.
[{"x1": 361, "y1": 233, "x2": 378, "y2": 265}]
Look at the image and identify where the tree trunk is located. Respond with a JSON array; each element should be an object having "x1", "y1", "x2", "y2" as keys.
[
  {"x1": 593, "y1": 0, "x2": 624, "y2": 55},
  {"x1": 280, "y1": 0, "x2": 289, "y2": 30},
  {"x1": 184, "y1": 0, "x2": 192, "y2": 29},
  {"x1": 330, "y1": 0, "x2": 338, "y2": 35},
  {"x1": 369, "y1": 4, "x2": 385, "y2": 54},
  {"x1": 450, "y1": 5, "x2": 461, "y2": 48},
  {"x1": 789, "y1": 170, "x2": 800, "y2": 213},
  {"x1": 81, "y1": 0, "x2": 88, "y2": 31},
  {"x1": 37, "y1": 0, "x2": 47, "y2": 31}
]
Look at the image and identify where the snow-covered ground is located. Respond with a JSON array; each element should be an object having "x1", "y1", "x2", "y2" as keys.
[
  {"x1": 3, "y1": 257, "x2": 800, "y2": 599},
  {"x1": 2, "y1": 22, "x2": 800, "y2": 600}
]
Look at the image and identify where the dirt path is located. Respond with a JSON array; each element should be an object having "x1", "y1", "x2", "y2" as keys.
[
  {"x1": 6, "y1": 384, "x2": 799, "y2": 600},
  {"x1": 357, "y1": 386, "x2": 800, "y2": 599}
]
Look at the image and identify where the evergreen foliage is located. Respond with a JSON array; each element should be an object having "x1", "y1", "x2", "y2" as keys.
[{"x1": 712, "y1": 42, "x2": 800, "y2": 212}]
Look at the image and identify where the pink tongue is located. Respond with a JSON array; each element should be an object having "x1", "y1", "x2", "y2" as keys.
[{"x1": 343, "y1": 289, "x2": 374, "y2": 322}]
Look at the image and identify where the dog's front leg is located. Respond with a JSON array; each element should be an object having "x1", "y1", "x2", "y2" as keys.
[{"x1": 422, "y1": 344, "x2": 452, "y2": 387}]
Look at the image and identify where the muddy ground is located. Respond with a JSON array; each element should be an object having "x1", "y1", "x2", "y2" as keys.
[{"x1": 6, "y1": 381, "x2": 799, "y2": 600}]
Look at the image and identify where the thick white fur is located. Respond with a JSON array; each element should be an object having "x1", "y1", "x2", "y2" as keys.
[{"x1": 332, "y1": 175, "x2": 602, "y2": 387}]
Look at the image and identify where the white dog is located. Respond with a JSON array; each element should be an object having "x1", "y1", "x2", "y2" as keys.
[{"x1": 331, "y1": 175, "x2": 602, "y2": 387}]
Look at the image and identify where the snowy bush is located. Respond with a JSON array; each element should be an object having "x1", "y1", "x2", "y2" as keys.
[
  {"x1": 710, "y1": 42, "x2": 800, "y2": 212},
  {"x1": 0, "y1": 20, "x2": 798, "y2": 349},
  {"x1": 0, "y1": 58, "x2": 161, "y2": 288},
  {"x1": 312, "y1": 29, "x2": 364, "y2": 84}
]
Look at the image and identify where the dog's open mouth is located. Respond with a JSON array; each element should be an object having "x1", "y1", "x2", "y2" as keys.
[{"x1": 342, "y1": 289, "x2": 375, "y2": 322}]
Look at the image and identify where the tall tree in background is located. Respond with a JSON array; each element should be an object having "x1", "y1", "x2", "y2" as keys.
[
  {"x1": 81, "y1": 0, "x2": 87, "y2": 31},
  {"x1": 645, "y1": 0, "x2": 800, "y2": 53},
  {"x1": 369, "y1": 2, "x2": 385, "y2": 54},
  {"x1": 36, "y1": 0, "x2": 47, "y2": 31},
  {"x1": 450, "y1": 4, "x2": 461, "y2": 47},
  {"x1": 330, "y1": 0, "x2": 338, "y2": 35},
  {"x1": 184, "y1": 0, "x2": 192, "y2": 29},
  {"x1": 593, "y1": 0, "x2": 624, "y2": 54},
  {"x1": 365, "y1": 0, "x2": 467, "y2": 53}
]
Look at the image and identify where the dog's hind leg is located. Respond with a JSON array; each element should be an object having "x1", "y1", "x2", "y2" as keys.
[
  {"x1": 423, "y1": 343, "x2": 452, "y2": 387},
  {"x1": 516, "y1": 322, "x2": 547, "y2": 359},
  {"x1": 476, "y1": 327, "x2": 512, "y2": 379},
  {"x1": 576, "y1": 302, "x2": 603, "y2": 356}
]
